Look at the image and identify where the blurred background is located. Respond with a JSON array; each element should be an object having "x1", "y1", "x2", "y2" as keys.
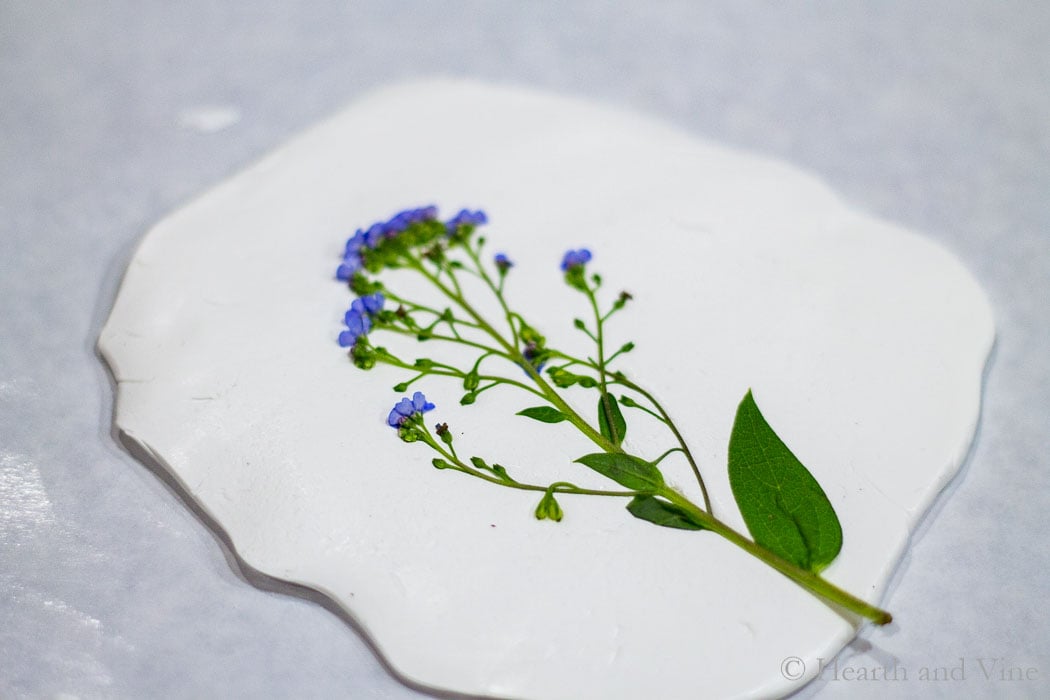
[{"x1": 2, "y1": 2, "x2": 1048, "y2": 697}]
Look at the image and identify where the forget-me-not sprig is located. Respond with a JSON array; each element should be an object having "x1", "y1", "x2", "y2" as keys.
[
  {"x1": 387, "y1": 391, "x2": 436, "y2": 428},
  {"x1": 332, "y1": 205, "x2": 894, "y2": 626}
]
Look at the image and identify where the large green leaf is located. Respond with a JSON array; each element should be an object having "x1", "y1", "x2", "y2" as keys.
[
  {"x1": 728, "y1": 390, "x2": 843, "y2": 572},
  {"x1": 574, "y1": 453, "x2": 664, "y2": 492},
  {"x1": 597, "y1": 393, "x2": 627, "y2": 445}
]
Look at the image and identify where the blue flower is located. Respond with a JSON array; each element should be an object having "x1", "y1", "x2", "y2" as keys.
[
  {"x1": 336, "y1": 230, "x2": 369, "y2": 280},
  {"x1": 363, "y1": 222, "x2": 386, "y2": 248},
  {"x1": 336, "y1": 252, "x2": 362, "y2": 281},
  {"x1": 338, "y1": 309, "x2": 370, "y2": 347},
  {"x1": 345, "y1": 230, "x2": 367, "y2": 255},
  {"x1": 385, "y1": 206, "x2": 436, "y2": 234},
  {"x1": 359, "y1": 292, "x2": 384, "y2": 315},
  {"x1": 387, "y1": 391, "x2": 435, "y2": 427},
  {"x1": 338, "y1": 293, "x2": 384, "y2": 347},
  {"x1": 494, "y1": 253, "x2": 513, "y2": 272},
  {"x1": 560, "y1": 249, "x2": 592, "y2": 271},
  {"x1": 445, "y1": 208, "x2": 488, "y2": 234}
]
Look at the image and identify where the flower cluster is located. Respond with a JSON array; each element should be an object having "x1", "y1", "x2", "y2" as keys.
[
  {"x1": 337, "y1": 206, "x2": 439, "y2": 281},
  {"x1": 387, "y1": 391, "x2": 435, "y2": 428},
  {"x1": 560, "y1": 248, "x2": 592, "y2": 271},
  {"x1": 339, "y1": 293, "x2": 384, "y2": 348}
]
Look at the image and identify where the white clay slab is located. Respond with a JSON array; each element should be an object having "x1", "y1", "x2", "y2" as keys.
[{"x1": 99, "y1": 80, "x2": 994, "y2": 699}]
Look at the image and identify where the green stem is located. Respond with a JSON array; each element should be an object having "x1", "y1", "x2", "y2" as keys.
[
  {"x1": 383, "y1": 291, "x2": 485, "y2": 331},
  {"x1": 419, "y1": 430, "x2": 636, "y2": 498},
  {"x1": 585, "y1": 284, "x2": 622, "y2": 445},
  {"x1": 377, "y1": 355, "x2": 547, "y2": 400},
  {"x1": 463, "y1": 241, "x2": 519, "y2": 348},
  {"x1": 619, "y1": 398, "x2": 666, "y2": 424},
  {"x1": 661, "y1": 490, "x2": 892, "y2": 625},
  {"x1": 381, "y1": 325, "x2": 514, "y2": 360},
  {"x1": 616, "y1": 376, "x2": 712, "y2": 513},
  {"x1": 409, "y1": 259, "x2": 619, "y2": 454}
]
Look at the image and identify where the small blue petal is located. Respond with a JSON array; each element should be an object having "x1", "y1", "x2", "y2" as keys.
[
  {"x1": 345, "y1": 231, "x2": 366, "y2": 256},
  {"x1": 344, "y1": 311, "x2": 370, "y2": 337},
  {"x1": 361, "y1": 293, "x2": 384, "y2": 315},
  {"x1": 364, "y1": 223, "x2": 385, "y2": 247},
  {"x1": 338, "y1": 330, "x2": 355, "y2": 347}
]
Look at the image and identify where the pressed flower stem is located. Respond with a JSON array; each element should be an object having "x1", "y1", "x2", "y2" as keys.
[{"x1": 659, "y1": 489, "x2": 892, "y2": 625}]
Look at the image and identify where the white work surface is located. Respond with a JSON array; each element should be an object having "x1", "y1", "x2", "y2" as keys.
[{"x1": 2, "y1": 3, "x2": 1047, "y2": 698}]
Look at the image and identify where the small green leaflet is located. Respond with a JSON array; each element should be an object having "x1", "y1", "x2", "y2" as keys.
[
  {"x1": 626, "y1": 495, "x2": 705, "y2": 531},
  {"x1": 516, "y1": 406, "x2": 568, "y2": 423},
  {"x1": 574, "y1": 453, "x2": 664, "y2": 492},
  {"x1": 728, "y1": 390, "x2": 843, "y2": 573},
  {"x1": 597, "y1": 393, "x2": 627, "y2": 445}
]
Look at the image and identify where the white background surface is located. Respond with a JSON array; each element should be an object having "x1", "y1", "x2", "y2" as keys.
[{"x1": 1, "y1": 2, "x2": 1047, "y2": 698}]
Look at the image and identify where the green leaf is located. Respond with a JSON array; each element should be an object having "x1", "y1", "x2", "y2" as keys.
[
  {"x1": 728, "y1": 390, "x2": 843, "y2": 573},
  {"x1": 574, "y1": 453, "x2": 664, "y2": 492},
  {"x1": 516, "y1": 406, "x2": 568, "y2": 423},
  {"x1": 597, "y1": 393, "x2": 627, "y2": 445},
  {"x1": 626, "y1": 495, "x2": 706, "y2": 531},
  {"x1": 547, "y1": 368, "x2": 583, "y2": 388}
]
